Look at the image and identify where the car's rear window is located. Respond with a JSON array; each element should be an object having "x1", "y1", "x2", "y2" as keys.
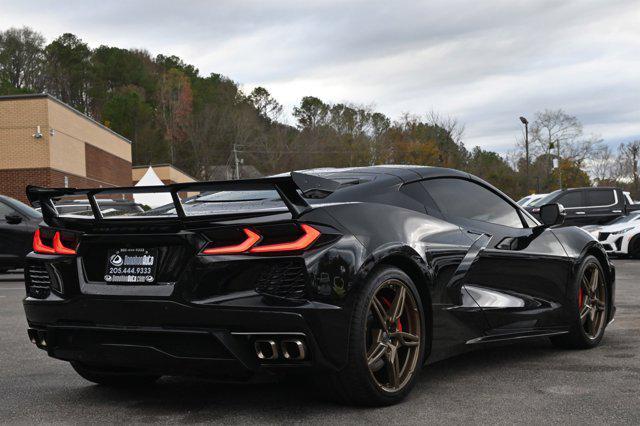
[{"x1": 179, "y1": 190, "x2": 286, "y2": 217}]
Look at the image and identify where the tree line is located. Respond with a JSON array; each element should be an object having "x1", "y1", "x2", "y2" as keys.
[{"x1": 1, "y1": 26, "x2": 638, "y2": 199}]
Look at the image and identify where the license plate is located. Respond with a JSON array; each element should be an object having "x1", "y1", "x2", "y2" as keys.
[{"x1": 104, "y1": 248, "x2": 157, "y2": 284}]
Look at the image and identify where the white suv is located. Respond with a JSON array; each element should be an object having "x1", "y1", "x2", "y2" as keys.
[{"x1": 584, "y1": 211, "x2": 640, "y2": 257}]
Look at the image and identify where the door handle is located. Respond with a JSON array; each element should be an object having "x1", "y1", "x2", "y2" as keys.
[
  {"x1": 575, "y1": 211, "x2": 586, "y2": 215},
  {"x1": 612, "y1": 210, "x2": 622, "y2": 213}
]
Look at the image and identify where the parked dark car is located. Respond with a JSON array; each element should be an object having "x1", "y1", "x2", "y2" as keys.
[
  {"x1": 0, "y1": 195, "x2": 41, "y2": 272},
  {"x1": 526, "y1": 187, "x2": 640, "y2": 227},
  {"x1": 23, "y1": 166, "x2": 615, "y2": 406},
  {"x1": 36, "y1": 199, "x2": 145, "y2": 217}
]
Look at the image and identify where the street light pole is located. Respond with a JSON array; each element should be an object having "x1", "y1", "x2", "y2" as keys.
[
  {"x1": 519, "y1": 116, "x2": 529, "y2": 193},
  {"x1": 557, "y1": 139, "x2": 562, "y2": 189}
]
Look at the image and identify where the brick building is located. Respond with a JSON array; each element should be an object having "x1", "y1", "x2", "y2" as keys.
[
  {"x1": 0, "y1": 94, "x2": 132, "y2": 202},
  {"x1": 132, "y1": 164, "x2": 196, "y2": 186}
]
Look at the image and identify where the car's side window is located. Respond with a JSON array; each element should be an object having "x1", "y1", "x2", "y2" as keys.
[
  {"x1": 0, "y1": 202, "x2": 16, "y2": 220},
  {"x1": 586, "y1": 189, "x2": 615, "y2": 207},
  {"x1": 556, "y1": 191, "x2": 583, "y2": 208},
  {"x1": 399, "y1": 181, "x2": 443, "y2": 218},
  {"x1": 421, "y1": 178, "x2": 524, "y2": 228}
]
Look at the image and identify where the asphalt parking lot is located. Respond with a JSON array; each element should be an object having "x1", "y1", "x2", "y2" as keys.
[{"x1": 1, "y1": 260, "x2": 639, "y2": 424}]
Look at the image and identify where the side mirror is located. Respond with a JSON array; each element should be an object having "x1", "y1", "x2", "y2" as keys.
[
  {"x1": 539, "y1": 203, "x2": 565, "y2": 227},
  {"x1": 5, "y1": 214, "x2": 23, "y2": 225}
]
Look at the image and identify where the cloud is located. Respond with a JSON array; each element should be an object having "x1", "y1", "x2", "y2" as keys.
[{"x1": 1, "y1": 0, "x2": 638, "y2": 152}]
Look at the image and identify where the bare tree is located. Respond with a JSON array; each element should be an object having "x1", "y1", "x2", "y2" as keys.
[
  {"x1": 619, "y1": 140, "x2": 640, "y2": 196},
  {"x1": 589, "y1": 145, "x2": 616, "y2": 183},
  {"x1": 425, "y1": 109, "x2": 465, "y2": 145},
  {"x1": 157, "y1": 69, "x2": 193, "y2": 164},
  {"x1": 530, "y1": 109, "x2": 602, "y2": 165}
]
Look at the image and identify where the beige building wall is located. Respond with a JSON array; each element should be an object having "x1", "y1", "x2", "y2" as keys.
[
  {"x1": 47, "y1": 99, "x2": 131, "y2": 176},
  {"x1": 0, "y1": 97, "x2": 51, "y2": 169},
  {"x1": 0, "y1": 94, "x2": 133, "y2": 202}
]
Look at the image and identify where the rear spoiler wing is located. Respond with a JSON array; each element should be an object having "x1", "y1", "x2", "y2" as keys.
[{"x1": 26, "y1": 172, "x2": 340, "y2": 226}]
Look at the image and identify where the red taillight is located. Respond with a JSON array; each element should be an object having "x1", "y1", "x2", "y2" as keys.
[
  {"x1": 200, "y1": 224, "x2": 321, "y2": 255},
  {"x1": 33, "y1": 229, "x2": 55, "y2": 254},
  {"x1": 53, "y1": 232, "x2": 77, "y2": 255},
  {"x1": 33, "y1": 229, "x2": 77, "y2": 255},
  {"x1": 250, "y1": 224, "x2": 321, "y2": 253},
  {"x1": 202, "y1": 228, "x2": 262, "y2": 255}
]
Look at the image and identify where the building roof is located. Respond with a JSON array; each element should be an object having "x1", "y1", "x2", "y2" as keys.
[
  {"x1": 0, "y1": 93, "x2": 132, "y2": 145},
  {"x1": 132, "y1": 163, "x2": 197, "y2": 183}
]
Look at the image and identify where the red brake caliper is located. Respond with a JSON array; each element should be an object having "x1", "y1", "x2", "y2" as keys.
[
  {"x1": 578, "y1": 287, "x2": 584, "y2": 310},
  {"x1": 381, "y1": 297, "x2": 403, "y2": 332}
]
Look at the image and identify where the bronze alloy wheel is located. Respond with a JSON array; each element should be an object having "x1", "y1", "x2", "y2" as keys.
[
  {"x1": 579, "y1": 263, "x2": 607, "y2": 340},
  {"x1": 365, "y1": 279, "x2": 421, "y2": 393}
]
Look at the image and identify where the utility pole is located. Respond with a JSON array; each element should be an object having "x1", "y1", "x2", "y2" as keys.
[
  {"x1": 630, "y1": 143, "x2": 639, "y2": 197},
  {"x1": 232, "y1": 144, "x2": 241, "y2": 180},
  {"x1": 519, "y1": 116, "x2": 529, "y2": 193},
  {"x1": 557, "y1": 138, "x2": 562, "y2": 189}
]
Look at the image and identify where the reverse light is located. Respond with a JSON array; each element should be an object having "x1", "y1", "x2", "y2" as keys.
[
  {"x1": 33, "y1": 230, "x2": 77, "y2": 255},
  {"x1": 202, "y1": 228, "x2": 262, "y2": 255},
  {"x1": 201, "y1": 224, "x2": 321, "y2": 255},
  {"x1": 250, "y1": 224, "x2": 320, "y2": 253}
]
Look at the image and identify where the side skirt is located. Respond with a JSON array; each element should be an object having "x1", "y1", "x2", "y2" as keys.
[{"x1": 466, "y1": 328, "x2": 569, "y2": 345}]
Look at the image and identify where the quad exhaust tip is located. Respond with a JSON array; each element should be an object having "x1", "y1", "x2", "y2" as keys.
[
  {"x1": 254, "y1": 340, "x2": 278, "y2": 360},
  {"x1": 253, "y1": 337, "x2": 307, "y2": 361},
  {"x1": 281, "y1": 339, "x2": 306, "y2": 360},
  {"x1": 28, "y1": 329, "x2": 47, "y2": 348}
]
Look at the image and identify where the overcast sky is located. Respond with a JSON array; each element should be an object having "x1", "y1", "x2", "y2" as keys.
[{"x1": 1, "y1": 0, "x2": 638, "y2": 152}]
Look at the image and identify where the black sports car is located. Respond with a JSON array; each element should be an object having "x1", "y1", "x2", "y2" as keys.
[
  {"x1": 0, "y1": 195, "x2": 42, "y2": 272},
  {"x1": 22, "y1": 166, "x2": 615, "y2": 406}
]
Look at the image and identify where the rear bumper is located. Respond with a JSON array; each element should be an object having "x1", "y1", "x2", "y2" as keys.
[{"x1": 23, "y1": 294, "x2": 347, "y2": 378}]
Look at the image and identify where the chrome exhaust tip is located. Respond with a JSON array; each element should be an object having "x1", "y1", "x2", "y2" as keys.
[
  {"x1": 254, "y1": 340, "x2": 278, "y2": 360},
  {"x1": 281, "y1": 339, "x2": 306, "y2": 360}
]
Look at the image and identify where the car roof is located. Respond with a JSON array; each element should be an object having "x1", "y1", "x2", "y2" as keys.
[
  {"x1": 305, "y1": 165, "x2": 468, "y2": 182},
  {"x1": 562, "y1": 187, "x2": 618, "y2": 191}
]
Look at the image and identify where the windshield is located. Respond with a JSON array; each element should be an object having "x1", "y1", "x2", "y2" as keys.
[
  {"x1": 517, "y1": 196, "x2": 532, "y2": 206},
  {"x1": 530, "y1": 190, "x2": 561, "y2": 207},
  {"x1": 607, "y1": 212, "x2": 640, "y2": 225}
]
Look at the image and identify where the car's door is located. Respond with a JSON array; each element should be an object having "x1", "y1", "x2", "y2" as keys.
[
  {"x1": 399, "y1": 181, "x2": 491, "y2": 359},
  {"x1": 583, "y1": 188, "x2": 620, "y2": 225},
  {"x1": 420, "y1": 178, "x2": 572, "y2": 333},
  {"x1": 0, "y1": 201, "x2": 31, "y2": 269}
]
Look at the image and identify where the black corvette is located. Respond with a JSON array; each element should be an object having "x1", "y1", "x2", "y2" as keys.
[{"x1": 23, "y1": 166, "x2": 615, "y2": 406}]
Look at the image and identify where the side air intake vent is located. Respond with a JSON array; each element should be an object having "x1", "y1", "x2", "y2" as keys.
[
  {"x1": 25, "y1": 264, "x2": 52, "y2": 299},
  {"x1": 255, "y1": 260, "x2": 308, "y2": 301}
]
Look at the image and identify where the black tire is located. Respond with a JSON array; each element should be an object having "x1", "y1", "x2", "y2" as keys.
[
  {"x1": 71, "y1": 362, "x2": 161, "y2": 387},
  {"x1": 629, "y1": 235, "x2": 640, "y2": 259},
  {"x1": 324, "y1": 265, "x2": 426, "y2": 406},
  {"x1": 550, "y1": 255, "x2": 608, "y2": 349}
]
